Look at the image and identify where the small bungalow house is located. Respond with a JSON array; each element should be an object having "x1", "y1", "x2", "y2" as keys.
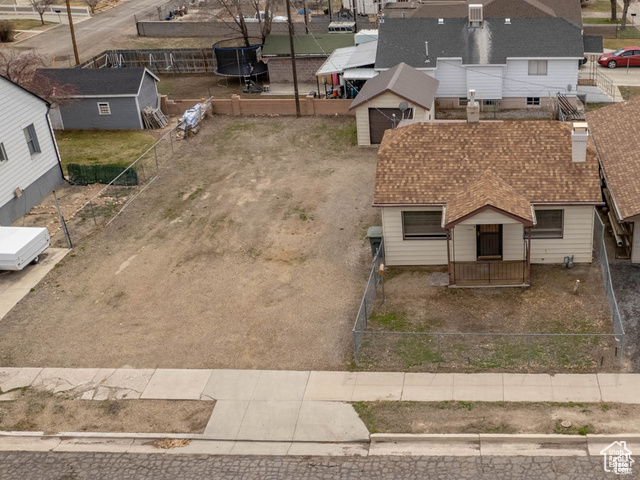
[
  {"x1": 374, "y1": 120, "x2": 602, "y2": 286},
  {"x1": 262, "y1": 34, "x2": 356, "y2": 84},
  {"x1": 588, "y1": 97, "x2": 640, "y2": 263},
  {"x1": 349, "y1": 62, "x2": 439, "y2": 146},
  {"x1": 375, "y1": 4, "x2": 594, "y2": 110},
  {"x1": 0, "y1": 75, "x2": 64, "y2": 226},
  {"x1": 36, "y1": 67, "x2": 160, "y2": 130}
]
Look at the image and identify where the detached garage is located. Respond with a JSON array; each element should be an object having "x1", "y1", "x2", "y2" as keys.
[{"x1": 349, "y1": 62, "x2": 439, "y2": 146}]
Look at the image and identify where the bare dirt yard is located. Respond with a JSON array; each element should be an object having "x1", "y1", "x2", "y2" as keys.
[
  {"x1": 354, "y1": 401, "x2": 640, "y2": 435},
  {"x1": 357, "y1": 264, "x2": 618, "y2": 372},
  {"x1": 0, "y1": 389, "x2": 212, "y2": 434},
  {"x1": 0, "y1": 116, "x2": 379, "y2": 370}
]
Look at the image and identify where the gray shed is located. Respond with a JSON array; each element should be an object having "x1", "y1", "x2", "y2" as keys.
[{"x1": 36, "y1": 68, "x2": 160, "y2": 130}]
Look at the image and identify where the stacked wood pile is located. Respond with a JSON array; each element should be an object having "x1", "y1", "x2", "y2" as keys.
[{"x1": 142, "y1": 107, "x2": 168, "y2": 129}]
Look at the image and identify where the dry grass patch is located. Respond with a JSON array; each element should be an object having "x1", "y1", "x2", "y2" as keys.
[
  {"x1": 0, "y1": 388, "x2": 213, "y2": 434},
  {"x1": 354, "y1": 401, "x2": 640, "y2": 435}
]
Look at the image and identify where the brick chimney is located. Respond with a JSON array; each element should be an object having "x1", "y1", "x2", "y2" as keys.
[{"x1": 571, "y1": 122, "x2": 588, "y2": 163}]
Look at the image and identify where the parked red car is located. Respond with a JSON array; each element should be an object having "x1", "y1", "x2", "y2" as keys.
[{"x1": 598, "y1": 46, "x2": 640, "y2": 68}]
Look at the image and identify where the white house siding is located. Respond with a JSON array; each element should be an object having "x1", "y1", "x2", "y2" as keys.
[
  {"x1": 0, "y1": 79, "x2": 60, "y2": 216},
  {"x1": 434, "y1": 59, "x2": 466, "y2": 98},
  {"x1": 454, "y1": 210, "x2": 523, "y2": 262},
  {"x1": 459, "y1": 209, "x2": 520, "y2": 225},
  {"x1": 503, "y1": 223, "x2": 525, "y2": 261},
  {"x1": 451, "y1": 224, "x2": 475, "y2": 262},
  {"x1": 381, "y1": 206, "x2": 447, "y2": 265},
  {"x1": 530, "y1": 206, "x2": 594, "y2": 264},
  {"x1": 502, "y1": 59, "x2": 578, "y2": 99},
  {"x1": 355, "y1": 92, "x2": 428, "y2": 146},
  {"x1": 466, "y1": 66, "x2": 504, "y2": 100}
]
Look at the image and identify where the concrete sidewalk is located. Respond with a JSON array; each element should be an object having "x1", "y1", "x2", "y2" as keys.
[
  {"x1": 1, "y1": 369, "x2": 638, "y2": 444},
  {"x1": 1, "y1": 368, "x2": 638, "y2": 404}
]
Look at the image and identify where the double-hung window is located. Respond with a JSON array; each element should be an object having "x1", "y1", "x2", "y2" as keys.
[
  {"x1": 531, "y1": 210, "x2": 563, "y2": 238},
  {"x1": 528, "y1": 60, "x2": 548, "y2": 76},
  {"x1": 23, "y1": 124, "x2": 40, "y2": 155},
  {"x1": 402, "y1": 211, "x2": 446, "y2": 240}
]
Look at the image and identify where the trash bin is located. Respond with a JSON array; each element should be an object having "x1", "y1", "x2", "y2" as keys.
[{"x1": 366, "y1": 226, "x2": 383, "y2": 257}]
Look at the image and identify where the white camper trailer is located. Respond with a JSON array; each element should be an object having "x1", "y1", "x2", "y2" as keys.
[{"x1": 0, "y1": 227, "x2": 50, "y2": 271}]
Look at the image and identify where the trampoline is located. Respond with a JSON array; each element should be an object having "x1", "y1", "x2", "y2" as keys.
[{"x1": 213, "y1": 43, "x2": 268, "y2": 78}]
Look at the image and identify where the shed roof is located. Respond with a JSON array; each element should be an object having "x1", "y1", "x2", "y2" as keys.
[
  {"x1": 262, "y1": 34, "x2": 355, "y2": 56},
  {"x1": 375, "y1": 17, "x2": 584, "y2": 68},
  {"x1": 316, "y1": 40, "x2": 377, "y2": 76},
  {"x1": 588, "y1": 97, "x2": 640, "y2": 220},
  {"x1": 349, "y1": 62, "x2": 439, "y2": 110},
  {"x1": 374, "y1": 121, "x2": 601, "y2": 208},
  {"x1": 35, "y1": 67, "x2": 158, "y2": 97}
]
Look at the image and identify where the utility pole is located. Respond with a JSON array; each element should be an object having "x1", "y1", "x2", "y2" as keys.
[
  {"x1": 285, "y1": 0, "x2": 301, "y2": 116},
  {"x1": 352, "y1": 0, "x2": 358, "y2": 33},
  {"x1": 303, "y1": 0, "x2": 309, "y2": 33},
  {"x1": 328, "y1": 0, "x2": 332, "y2": 21},
  {"x1": 65, "y1": 0, "x2": 80, "y2": 65}
]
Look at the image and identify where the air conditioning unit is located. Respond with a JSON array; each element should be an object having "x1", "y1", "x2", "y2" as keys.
[{"x1": 469, "y1": 4, "x2": 483, "y2": 27}]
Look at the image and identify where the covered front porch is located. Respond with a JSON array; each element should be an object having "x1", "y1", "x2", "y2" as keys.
[{"x1": 444, "y1": 171, "x2": 534, "y2": 287}]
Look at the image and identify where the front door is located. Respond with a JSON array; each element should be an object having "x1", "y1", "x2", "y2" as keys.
[{"x1": 477, "y1": 224, "x2": 502, "y2": 260}]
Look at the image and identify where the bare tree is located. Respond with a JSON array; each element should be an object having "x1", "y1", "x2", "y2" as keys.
[
  {"x1": 213, "y1": 0, "x2": 279, "y2": 46},
  {"x1": 620, "y1": 0, "x2": 637, "y2": 30},
  {"x1": 84, "y1": 0, "x2": 100, "y2": 15},
  {"x1": 30, "y1": 0, "x2": 53, "y2": 25},
  {"x1": 610, "y1": 0, "x2": 617, "y2": 22},
  {"x1": 0, "y1": 50, "x2": 76, "y2": 106}
]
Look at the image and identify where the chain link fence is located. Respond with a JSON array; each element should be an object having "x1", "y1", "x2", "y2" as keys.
[{"x1": 352, "y1": 212, "x2": 626, "y2": 370}]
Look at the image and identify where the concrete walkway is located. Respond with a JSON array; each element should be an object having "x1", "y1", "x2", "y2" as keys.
[{"x1": 0, "y1": 368, "x2": 639, "y2": 444}]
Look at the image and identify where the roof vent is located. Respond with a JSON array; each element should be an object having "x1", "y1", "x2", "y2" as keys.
[
  {"x1": 438, "y1": 18, "x2": 444, "y2": 25},
  {"x1": 505, "y1": 18, "x2": 511, "y2": 25},
  {"x1": 469, "y1": 4, "x2": 483, "y2": 27}
]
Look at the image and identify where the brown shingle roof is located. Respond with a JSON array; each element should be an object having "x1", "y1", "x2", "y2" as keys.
[
  {"x1": 444, "y1": 170, "x2": 534, "y2": 227},
  {"x1": 588, "y1": 97, "x2": 640, "y2": 220},
  {"x1": 349, "y1": 62, "x2": 439, "y2": 111},
  {"x1": 374, "y1": 121, "x2": 601, "y2": 209}
]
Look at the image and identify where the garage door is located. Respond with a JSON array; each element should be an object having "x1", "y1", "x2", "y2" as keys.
[{"x1": 368, "y1": 108, "x2": 413, "y2": 144}]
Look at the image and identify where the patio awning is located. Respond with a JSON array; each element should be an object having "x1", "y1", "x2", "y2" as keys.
[
  {"x1": 343, "y1": 68, "x2": 377, "y2": 80},
  {"x1": 444, "y1": 170, "x2": 535, "y2": 228},
  {"x1": 316, "y1": 41, "x2": 377, "y2": 77}
]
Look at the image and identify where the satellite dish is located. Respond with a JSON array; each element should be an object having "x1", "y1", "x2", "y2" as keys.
[{"x1": 398, "y1": 101, "x2": 409, "y2": 112}]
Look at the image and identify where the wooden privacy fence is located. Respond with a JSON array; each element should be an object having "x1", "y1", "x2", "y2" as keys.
[{"x1": 212, "y1": 95, "x2": 354, "y2": 116}]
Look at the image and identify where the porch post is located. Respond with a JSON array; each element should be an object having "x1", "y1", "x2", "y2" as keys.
[
  {"x1": 525, "y1": 227, "x2": 532, "y2": 284},
  {"x1": 446, "y1": 228, "x2": 453, "y2": 285}
]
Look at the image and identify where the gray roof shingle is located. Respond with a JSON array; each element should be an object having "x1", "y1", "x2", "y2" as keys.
[
  {"x1": 35, "y1": 67, "x2": 156, "y2": 97},
  {"x1": 375, "y1": 17, "x2": 584, "y2": 68}
]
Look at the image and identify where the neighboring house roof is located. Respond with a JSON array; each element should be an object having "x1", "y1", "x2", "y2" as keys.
[
  {"x1": 588, "y1": 97, "x2": 640, "y2": 221},
  {"x1": 262, "y1": 34, "x2": 355, "y2": 56},
  {"x1": 35, "y1": 67, "x2": 159, "y2": 97},
  {"x1": 0, "y1": 74, "x2": 49, "y2": 106},
  {"x1": 373, "y1": 121, "x2": 601, "y2": 210},
  {"x1": 349, "y1": 62, "x2": 439, "y2": 110},
  {"x1": 583, "y1": 35, "x2": 604, "y2": 54},
  {"x1": 375, "y1": 18, "x2": 584, "y2": 68},
  {"x1": 386, "y1": 0, "x2": 582, "y2": 27},
  {"x1": 445, "y1": 170, "x2": 534, "y2": 227}
]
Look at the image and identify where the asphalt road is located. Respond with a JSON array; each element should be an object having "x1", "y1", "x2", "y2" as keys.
[
  {"x1": 8, "y1": 0, "x2": 163, "y2": 64},
  {"x1": 0, "y1": 452, "x2": 616, "y2": 480}
]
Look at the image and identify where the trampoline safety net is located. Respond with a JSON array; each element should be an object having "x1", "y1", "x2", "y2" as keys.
[{"x1": 213, "y1": 45, "x2": 268, "y2": 77}]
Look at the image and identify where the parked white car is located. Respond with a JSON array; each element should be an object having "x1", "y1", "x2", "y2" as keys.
[{"x1": 236, "y1": 11, "x2": 287, "y2": 22}]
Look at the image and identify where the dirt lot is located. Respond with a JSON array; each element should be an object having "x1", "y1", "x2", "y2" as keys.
[
  {"x1": 354, "y1": 401, "x2": 640, "y2": 435},
  {"x1": 357, "y1": 264, "x2": 617, "y2": 372},
  {"x1": 0, "y1": 116, "x2": 378, "y2": 370},
  {"x1": 157, "y1": 74, "x2": 287, "y2": 101},
  {"x1": 0, "y1": 389, "x2": 212, "y2": 434}
]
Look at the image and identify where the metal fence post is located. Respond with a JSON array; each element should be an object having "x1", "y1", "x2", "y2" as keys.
[
  {"x1": 154, "y1": 145, "x2": 158, "y2": 170},
  {"x1": 353, "y1": 331, "x2": 359, "y2": 366},
  {"x1": 89, "y1": 199, "x2": 97, "y2": 226}
]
